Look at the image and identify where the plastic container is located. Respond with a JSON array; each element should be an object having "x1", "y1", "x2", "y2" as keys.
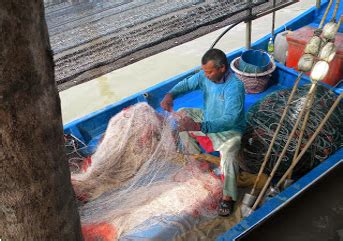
[
  {"x1": 274, "y1": 30, "x2": 290, "y2": 64},
  {"x1": 286, "y1": 26, "x2": 343, "y2": 86},
  {"x1": 239, "y1": 50, "x2": 271, "y2": 73}
]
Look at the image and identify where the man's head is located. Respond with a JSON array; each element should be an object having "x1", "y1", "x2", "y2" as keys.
[{"x1": 201, "y1": 48, "x2": 228, "y2": 83}]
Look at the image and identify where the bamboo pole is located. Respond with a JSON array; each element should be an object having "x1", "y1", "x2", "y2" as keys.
[
  {"x1": 319, "y1": 0, "x2": 333, "y2": 29},
  {"x1": 249, "y1": 73, "x2": 303, "y2": 195},
  {"x1": 286, "y1": 86, "x2": 316, "y2": 179},
  {"x1": 251, "y1": 82, "x2": 318, "y2": 211},
  {"x1": 331, "y1": 0, "x2": 340, "y2": 22},
  {"x1": 276, "y1": 93, "x2": 343, "y2": 187}
]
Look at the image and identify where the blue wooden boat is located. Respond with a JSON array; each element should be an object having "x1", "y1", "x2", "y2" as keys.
[{"x1": 64, "y1": 1, "x2": 343, "y2": 240}]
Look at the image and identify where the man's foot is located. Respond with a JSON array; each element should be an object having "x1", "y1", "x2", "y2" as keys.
[{"x1": 218, "y1": 199, "x2": 235, "y2": 217}]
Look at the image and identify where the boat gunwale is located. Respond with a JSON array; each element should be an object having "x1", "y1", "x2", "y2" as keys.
[{"x1": 217, "y1": 150, "x2": 343, "y2": 240}]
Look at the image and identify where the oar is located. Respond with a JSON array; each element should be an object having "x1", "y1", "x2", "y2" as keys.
[{"x1": 276, "y1": 92, "x2": 343, "y2": 188}]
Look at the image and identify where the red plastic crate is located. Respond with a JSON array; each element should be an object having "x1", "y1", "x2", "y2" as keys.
[{"x1": 286, "y1": 26, "x2": 343, "y2": 86}]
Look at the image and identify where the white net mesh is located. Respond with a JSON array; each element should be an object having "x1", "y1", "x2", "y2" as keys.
[{"x1": 71, "y1": 102, "x2": 223, "y2": 239}]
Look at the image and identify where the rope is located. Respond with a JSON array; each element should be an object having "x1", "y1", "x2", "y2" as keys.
[{"x1": 241, "y1": 84, "x2": 343, "y2": 177}]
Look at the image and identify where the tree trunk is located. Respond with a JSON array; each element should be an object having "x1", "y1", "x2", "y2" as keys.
[{"x1": 0, "y1": 1, "x2": 83, "y2": 240}]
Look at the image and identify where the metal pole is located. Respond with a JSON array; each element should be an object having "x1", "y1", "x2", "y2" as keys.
[
  {"x1": 272, "y1": 0, "x2": 276, "y2": 38},
  {"x1": 246, "y1": 0, "x2": 252, "y2": 49},
  {"x1": 210, "y1": 1, "x2": 297, "y2": 50},
  {"x1": 316, "y1": 0, "x2": 321, "y2": 9}
]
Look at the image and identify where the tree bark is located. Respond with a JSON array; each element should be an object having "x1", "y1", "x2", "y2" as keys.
[{"x1": 0, "y1": 1, "x2": 83, "y2": 240}]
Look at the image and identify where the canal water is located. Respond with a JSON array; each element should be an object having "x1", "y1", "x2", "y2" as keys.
[{"x1": 59, "y1": 0, "x2": 316, "y2": 124}]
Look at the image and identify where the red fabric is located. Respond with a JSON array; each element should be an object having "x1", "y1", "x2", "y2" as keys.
[
  {"x1": 82, "y1": 223, "x2": 117, "y2": 241},
  {"x1": 189, "y1": 133, "x2": 227, "y2": 182},
  {"x1": 189, "y1": 133, "x2": 215, "y2": 153}
]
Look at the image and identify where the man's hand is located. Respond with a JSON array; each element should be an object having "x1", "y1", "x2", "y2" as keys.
[
  {"x1": 160, "y1": 93, "x2": 174, "y2": 112},
  {"x1": 177, "y1": 115, "x2": 201, "y2": 132}
]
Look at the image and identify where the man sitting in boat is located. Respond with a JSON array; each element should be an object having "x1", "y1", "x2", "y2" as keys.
[{"x1": 160, "y1": 48, "x2": 246, "y2": 216}]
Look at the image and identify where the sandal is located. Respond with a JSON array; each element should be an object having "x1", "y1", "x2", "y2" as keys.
[{"x1": 218, "y1": 199, "x2": 235, "y2": 217}]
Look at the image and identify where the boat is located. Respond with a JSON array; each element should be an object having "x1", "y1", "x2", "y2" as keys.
[{"x1": 63, "y1": 1, "x2": 343, "y2": 240}]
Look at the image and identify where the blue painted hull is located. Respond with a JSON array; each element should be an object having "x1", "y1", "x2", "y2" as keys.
[{"x1": 64, "y1": 1, "x2": 343, "y2": 239}]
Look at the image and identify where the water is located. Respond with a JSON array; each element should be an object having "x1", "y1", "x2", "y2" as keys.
[{"x1": 59, "y1": 0, "x2": 316, "y2": 124}]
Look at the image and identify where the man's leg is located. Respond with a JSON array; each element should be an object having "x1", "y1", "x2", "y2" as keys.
[
  {"x1": 220, "y1": 148, "x2": 240, "y2": 202},
  {"x1": 210, "y1": 132, "x2": 241, "y2": 216}
]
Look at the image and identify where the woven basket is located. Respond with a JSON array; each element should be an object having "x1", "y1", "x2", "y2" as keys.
[{"x1": 231, "y1": 56, "x2": 276, "y2": 94}]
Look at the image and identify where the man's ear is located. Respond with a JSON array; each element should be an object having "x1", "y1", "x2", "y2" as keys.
[{"x1": 220, "y1": 65, "x2": 226, "y2": 73}]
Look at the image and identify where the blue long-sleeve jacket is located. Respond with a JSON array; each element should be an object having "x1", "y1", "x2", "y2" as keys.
[{"x1": 169, "y1": 70, "x2": 246, "y2": 134}]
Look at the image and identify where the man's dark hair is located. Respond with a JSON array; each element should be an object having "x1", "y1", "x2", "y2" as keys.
[{"x1": 201, "y1": 48, "x2": 228, "y2": 70}]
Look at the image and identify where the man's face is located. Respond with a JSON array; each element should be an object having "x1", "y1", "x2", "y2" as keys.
[{"x1": 202, "y1": 60, "x2": 226, "y2": 83}]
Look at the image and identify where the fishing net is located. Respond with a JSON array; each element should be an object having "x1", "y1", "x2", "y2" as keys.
[
  {"x1": 65, "y1": 133, "x2": 87, "y2": 173},
  {"x1": 70, "y1": 102, "x2": 223, "y2": 239},
  {"x1": 241, "y1": 84, "x2": 343, "y2": 177}
]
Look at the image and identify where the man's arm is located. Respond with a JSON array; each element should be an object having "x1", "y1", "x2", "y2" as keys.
[
  {"x1": 169, "y1": 72, "x2": 202, "y2": 98},
  {"x1": 160, "y1": 72, "x2": 202, "y2": 112}
]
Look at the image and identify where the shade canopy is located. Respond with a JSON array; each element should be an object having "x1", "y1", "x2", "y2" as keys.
[{"x1": 44, "y1": 0, "x2": 297, "y2": 90}]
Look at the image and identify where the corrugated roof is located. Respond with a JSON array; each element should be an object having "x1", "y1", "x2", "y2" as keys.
[{"x1": 44, "y1": 0, "x2": 297, "y2": 90}]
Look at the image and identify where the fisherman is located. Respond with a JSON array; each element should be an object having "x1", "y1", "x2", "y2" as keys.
[{"x1": 160, "y1": 48, "x2": 246, "y2": 216}]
